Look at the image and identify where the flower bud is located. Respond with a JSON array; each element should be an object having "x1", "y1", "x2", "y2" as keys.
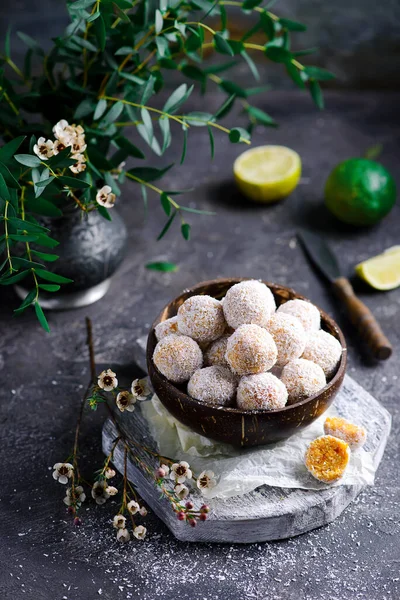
[
  {"x1": 185, "y1": 501, "x2": 194, "y2": 509},
  {"x1": 177, "y1": 511, "x2": 185, "y2": 521}
]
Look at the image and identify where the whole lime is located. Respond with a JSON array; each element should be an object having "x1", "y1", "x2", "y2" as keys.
[{"x1": 324, "y1": 158, "x2": 396, "y2": 226}]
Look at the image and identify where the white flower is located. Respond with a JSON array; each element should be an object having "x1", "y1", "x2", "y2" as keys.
[
  {"x1": 106, "y1": 486, "x2": 118, "y2": 496},
  {"x1": 33, "y1": 137, "x2": 54, "y2": 160},
  {"x1": 116, "y1": 390, "x2": 136, "y2": 413},
  {"x1": 98, "y1": 369, "x2": 118, "y2": 391},
  {"x1": 52, "y1": 462, "x2": 73, "y2": 484},
  {"x1": 113, "y1": 514, "x2": 126, "y2": 529},
  {"x1": 117, "y1": 528, "x2": 130, "y2": 543},
  {"x1": 91, "y1": 480, "x2": 110, "y2": 505},
  {"x1": 53, "y1": 119, "x2": 70, "y2": 141},
  {"x1": 63, "y1": 485, "x2": 86, "y2": 506},
  {"x1": 169, "y1": 461, "x2": 192, "y2": 484},
  {"x1": 70, "y1": 135, "x2": 87, "y2": 155},
  {"x1": 174, "y1": 483, "x2": 189, "y2": 500},
  {"x1": 139, "y1": 506, "x2": 148, "y2": 517},
  {"x1": 133, "y1": 525, "x2": 147, "y2": 540},
  {"x1": 69, "y1": 154, "x2": 86, "y2": 174},
  {"x1": 127, "y1": 500, "x2": 140, "y2": 515},
  {"x1": 105, "y1": 468, "x2": 116, "y2": 480},
  {"x1": 160, "y1": 464, "x2": 170, "y2": 476},
  {"x1": 196, "y1": 470, "x2": 217, "y2": 492},
  {"x1": 96, "y1": 185, "x2": 116, "y2": 208},
  {"x1": 131, "y1": 377, "x2": 151, "y2": 401},
  {"x1": 52, "y1": 139, "x2": 68, "y2": 155}
]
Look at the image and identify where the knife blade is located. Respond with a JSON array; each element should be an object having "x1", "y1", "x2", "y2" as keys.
[
  {"x1": 297, "y1": 229, "x2": 342, "y2": 282},
  {"x1": 297, "y1": 229, "x2": 392, "y2": 361}
]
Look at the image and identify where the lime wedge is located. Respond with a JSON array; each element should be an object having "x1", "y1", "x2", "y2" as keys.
[
  {"x1": 233, "y1": 145, "x2": 301, "y2": 203},
  {"x1": 355, "y1": 247, "x2": 400, "y2": 290}
]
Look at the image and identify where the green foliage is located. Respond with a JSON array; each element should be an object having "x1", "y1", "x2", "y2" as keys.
[{"x1": 0, "y1": 0, "x2": 328, "y2": 330}]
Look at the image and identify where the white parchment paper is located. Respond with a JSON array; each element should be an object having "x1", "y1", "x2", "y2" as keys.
[{"x1": 141, "y1": 393, "x2": 377, "y2": 500}]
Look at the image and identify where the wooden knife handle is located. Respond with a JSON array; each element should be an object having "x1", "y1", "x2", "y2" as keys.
[{"x1": 332, "y1": 277, "x2": 392, "y2": 360}]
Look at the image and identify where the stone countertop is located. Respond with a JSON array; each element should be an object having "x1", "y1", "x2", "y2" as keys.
[{"x1": 1, "y1": 91, "x2": 399, "y2": 600}]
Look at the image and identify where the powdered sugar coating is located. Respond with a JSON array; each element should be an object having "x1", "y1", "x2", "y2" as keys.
[
  {"x1": 225, "y1": 324, "x2": 278, "y2": 376},
  {"x1": 155, "y1": 316, "x2": 180, "y2": 341},
  {"x1": 267, "y1": 313, "x2": 307, "y2": 367},
  {"x1": 204, "y1": 335, "x2": 230, "y2": 368},
  {"x1": 281, "y1": 358, "x2": 326, "y2": 403},
  {"x1": 177, "y1": 295, "x2": 226, "y2": 343},
  {"x1": 237, "y1": 372, "x2": 288, "y2": 411},
  {"x1": 187, "y1": 366, "x2": 237, "y2": 406},
  {"x1": 302, "y1": 329, "x2": 342, "y2": 379},
  {"x1": 153, "y1": 334, "x2": 203, "y2": 383},
  {"x1": 277, "y1": 299, "x2": 320, "y2": 332},
  {"x1": 324, "y1": 416, "x2": 367, "y2": 450},
  {"x1": 222, "y1": 280, "x2": 276, "y2": 330}
]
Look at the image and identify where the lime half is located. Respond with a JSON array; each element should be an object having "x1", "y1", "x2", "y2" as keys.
[
  {"x1": 355, "y1": 246, "x2": 400, "y2": 290},
  {"x1": 234, "y1": 145, "x2": 302, "y2": 203}
]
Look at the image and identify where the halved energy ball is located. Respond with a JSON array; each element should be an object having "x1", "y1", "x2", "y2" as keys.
[
  {"x1": 302, "y1": 329, "x2": 342, "y2": 379},
  {"x1": 237, "y1": 372, "x2": 288, "y2": 410},
  {"x1": 281, "y1": 358, "x2": 326, "y2": 403},
  {"x1": 177, "y1": 295, "x2": 226, "y2": 343},
  {"x1": 223, "y1": 280, "x2": 276, "y2": 330},
  {"x1": 225, "y1": 324, "x2": 277, "y2": 376},
  {"x1": 267, "y1": 312, "x2": 307, "y2": 367},
  {"x1": 187, "y1": 366, "x2": 237, "y2": 406},
  {"x1": 277, "y1": 299, "x2": 320, "y2": 332},
  {"x1": 153, "y1": 334, "x2": 203, "y2": 383},
  {"x1": 324, "y1": 416, "x2": 367, "y2": 450},
  {"x1": 305, "y1": 435, "x2": 350, "y2": 483}
]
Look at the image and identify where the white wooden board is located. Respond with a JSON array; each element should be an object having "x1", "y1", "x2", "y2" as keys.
[{"x1": 102, "y1": 375, "x2": 391, "y2": 543}]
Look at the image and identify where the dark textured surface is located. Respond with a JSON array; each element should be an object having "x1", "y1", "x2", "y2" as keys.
[
  {"x1": 1, "y1": 0, "x2": 400, "y2": 89},
  {"x1": 1, "y1": 91, "x2": 400, "y2": 599}
]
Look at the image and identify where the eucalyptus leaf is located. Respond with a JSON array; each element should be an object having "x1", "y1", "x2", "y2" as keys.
[{"x1": 146, "y1": 261, "x2": 178, "y2": 272}]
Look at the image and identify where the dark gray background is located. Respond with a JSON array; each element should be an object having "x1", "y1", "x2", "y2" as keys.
[
  {"x1": 1, "y1": 0, "x2": 400, "y2": 88},
  {"x1": 1, "y1": 1, "x2": 400, "y2": 599}
]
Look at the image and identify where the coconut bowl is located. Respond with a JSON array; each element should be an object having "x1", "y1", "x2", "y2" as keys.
[{"x1": 146, "y1": 278, "x2": 347, "y2": 448}]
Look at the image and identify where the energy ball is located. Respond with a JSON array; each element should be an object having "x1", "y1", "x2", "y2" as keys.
[
  {"x1": 267, "y1": 312, "x2": 307, "y2": 367},
  {"x1": 225, "y1": 324, "x2": 278, "y2": 376},
  {"x1": 153, "y1": 334, "x2": 203, "y2": 384},
  {"x1": 281, "y1": 358, "x2": 326, "y2": 403},
  {"x1": 324, "y1": 416, "x2": 367, "y2": 450},
  {"x1": 237, "y1": 373, "x2": 288, "y2": 411},
  {"x1": 302, "y1": 329, "x2": 342, "y2": 379},
  {"x1": 305, "y1": 435, "x2": 350, "y2": 483},
  {"x1": 177, "y1": 295, "x2": 226, "y2": 343},
  {"x1": 187, "y1": 366, "x2": 237, "y2": 406},
  {"x1": 223, "y1": 280, "x2": 276, "y2": 330},
  {"x1": 155, "y1": 316, "x2": 180, "y2": 341},
  {"x1": 204, "y1": 334, "x2": 230, "y2": 368},
  {"x1": 277, "y1": 299, "x2": 320, "y2": 332}
]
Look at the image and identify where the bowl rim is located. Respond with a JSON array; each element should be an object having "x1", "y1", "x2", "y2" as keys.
[{"x1": 147, "y1": 278, "x2": 347, "y2": 416}]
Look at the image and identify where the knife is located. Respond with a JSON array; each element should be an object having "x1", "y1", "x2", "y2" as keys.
[{"x1": 298, "y1": 230, "x2": 392, "y2": 361}]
